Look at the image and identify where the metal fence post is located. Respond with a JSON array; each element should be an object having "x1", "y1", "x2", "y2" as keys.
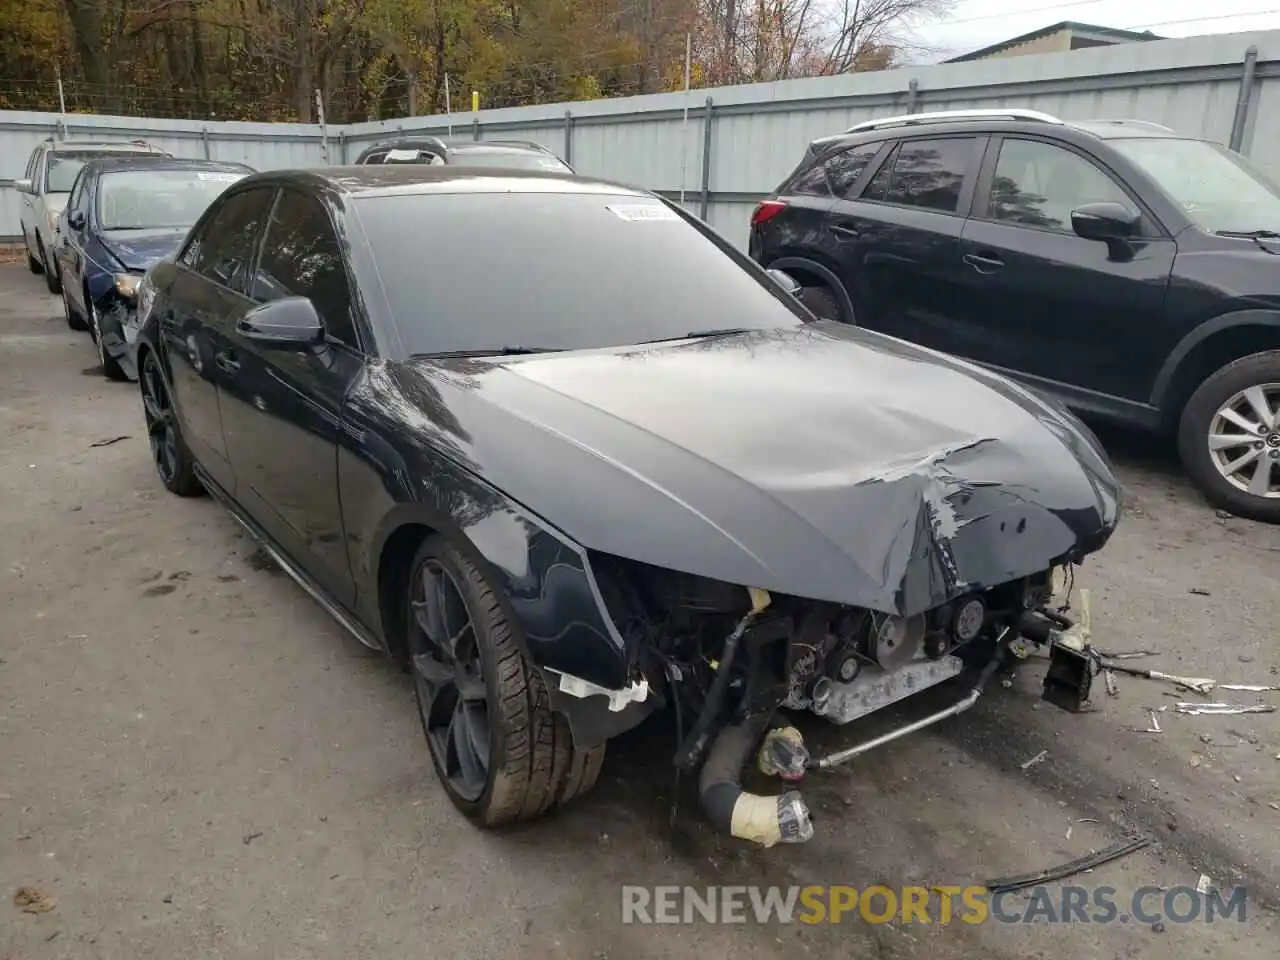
[
  {"x1": 338, "y1": 130, "x2": 348, "y2": 164},
  {"x1": 1229, "y1": 45, "x2": 1259, "y2": 152},
  {"x1": 200, "y1": 126, "x2": 211, "y2": 159},
  {"x1": 906, "y1": 78, "x2": 920, "y2": 115},
  {"x1": 563, "y1": 110, "x2": 574, "y2": 165},
  {"x1": 314, "y1": 88, "x2": 330, "y2": 165},
  {"x1": 700, "y1": 96, "x2": 714, "y2": 219},
  {"x1": 472, "y1": 117, "x2": 481, "y2": 141}
]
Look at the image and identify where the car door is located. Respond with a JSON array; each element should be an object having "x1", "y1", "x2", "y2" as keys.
[
  {"x1": 217, "y1": 187, "x2": 364, "y2": 606},
  {"x1": 956, "y1": 136, "x2": 1175, "y2": 401},
  {"x1": 60, "y1": 172, "x2": 91, "y2": 313},
  {"x1": 19, "y1": 148, "x2": 40, "y2": 249},
  {"x1": 826, "y1": 135, "x2": 988, "y2": 345},
  {"x1": 161, "y1": 185, "x2": 277, "y2": 494}
]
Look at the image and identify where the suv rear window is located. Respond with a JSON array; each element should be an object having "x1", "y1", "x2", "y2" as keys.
[
  {"x1": 46, "y1": 150, "x2": 153, "y2": 193},
  {"x1": 863, "y1": 137, "x2": 982, "y2": 213}
]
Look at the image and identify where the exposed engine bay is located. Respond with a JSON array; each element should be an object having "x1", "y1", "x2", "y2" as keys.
[{"x1": 589, "y1": 554, "x2": 1094, "y2": 847}]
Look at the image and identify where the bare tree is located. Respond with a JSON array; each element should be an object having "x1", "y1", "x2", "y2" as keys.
[
  {"x1": 695, "y1": 0, "x2": 949, "y2": 85},
  {"x1": 820, "y1": 0, "x2": 953, "y2": 73}
]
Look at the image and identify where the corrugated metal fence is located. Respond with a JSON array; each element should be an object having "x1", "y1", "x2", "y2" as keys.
[{"x1": 3, "y1": 28, "x2": 1279, "y2": 247}]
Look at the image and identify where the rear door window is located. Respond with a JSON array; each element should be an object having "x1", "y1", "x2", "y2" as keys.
[
  {"x1": 862, "y1": 137, "x2": 984, "y2": 214},
  {"x1": 826, "y1": 142, "x2": 886, "y2": 198}
]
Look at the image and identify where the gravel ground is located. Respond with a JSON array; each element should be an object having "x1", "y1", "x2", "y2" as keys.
[{"x1": 2, "y1": 262, "x2": 1279, "y2": 959}]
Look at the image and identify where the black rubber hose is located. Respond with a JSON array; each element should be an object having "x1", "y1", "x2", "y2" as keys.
[
  {"x1": 673, "y1": 612, "x2": 756, "y2": 771},
  {"x1": 698, "y1": 710, "x2": 774, "y2": 832}
]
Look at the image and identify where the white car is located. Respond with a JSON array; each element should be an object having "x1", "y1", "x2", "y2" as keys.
[{"x1": 15, "y1": 137, "x2": 170, "y2": 294}]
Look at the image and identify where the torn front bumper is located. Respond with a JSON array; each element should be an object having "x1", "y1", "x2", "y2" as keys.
[{"x1": 99, "y1": 300, "x2": 141, "y2": 381}]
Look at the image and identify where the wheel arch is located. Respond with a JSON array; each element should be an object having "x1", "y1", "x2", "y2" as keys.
[
  {"x1": 370, "y1": 502, "x2": 653, "y2": 748},
  {"x1": 1150, "y1": 311, "x2": 1280, "y2": 427},
  {"x1": 369, "y1": 499, "x2": 631, "y2": 690},
  {"x1": 763, "y1": 253, "x2": 854, "y2": 321}
]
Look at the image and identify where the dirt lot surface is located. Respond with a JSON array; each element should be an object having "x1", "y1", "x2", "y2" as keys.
[{"x1": 2, "y1": 262, "x2": 1279, "y2": 959}]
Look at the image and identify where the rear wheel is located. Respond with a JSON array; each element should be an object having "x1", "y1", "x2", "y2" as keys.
[
  {"x1": 140, "y1": 351, "x2": 203, "y2": 497},
  {"x1": 26, "y1": 242, "x2": 42, "y2": 274},
  {"x1": 1178, "y1": 350, "x2": 1280, "y2": 524},
  {"x1": 39, "y1": 237, "x2": 61, "y2": 295},
  {"x1": 797, "y1": 282, "x2": 852, "y2": 324},
  {"x1": 406, "y1": 535, "x2": 604, "y2": 825}
]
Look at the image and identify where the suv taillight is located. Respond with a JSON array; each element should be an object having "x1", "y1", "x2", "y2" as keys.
[{"x1": 751, "y1": 200, "x2": 788, "y2": 227}]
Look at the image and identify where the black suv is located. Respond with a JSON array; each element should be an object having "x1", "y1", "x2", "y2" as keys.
[
  {"x1": 353, "y1": 135, "x2": 573, "y2": 173},
  {"x1": 749, "y1": 108, "x2": 1280, "y2": 523}
]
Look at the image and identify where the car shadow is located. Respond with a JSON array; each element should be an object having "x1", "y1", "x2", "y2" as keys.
[{"x1": 1082, "y1": 418, "x2": 1182, "y2": 480}]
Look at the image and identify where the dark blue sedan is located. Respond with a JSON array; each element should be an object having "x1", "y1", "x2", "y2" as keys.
[{"x1": 56, "y1": 155, "x2": 255, "y2": 380}]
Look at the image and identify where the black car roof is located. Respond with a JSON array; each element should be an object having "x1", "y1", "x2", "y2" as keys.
[
  {"x1": 249, "y1": 165, "x2": 647, "y2": 199},
  {"x1": 84, "y1": 156, "x2": 255, "y2": 174}
]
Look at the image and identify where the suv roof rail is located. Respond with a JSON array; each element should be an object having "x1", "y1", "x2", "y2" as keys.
[
  {"x1": 847, "y1": 108, "x2": 1064, "y2": 133},
  {"x1": 46, "y1": 136, "x2": 161, "y2": 148},
  {"x1": 1084, "y1": 118, "x2": 1175, "y2": 132}
]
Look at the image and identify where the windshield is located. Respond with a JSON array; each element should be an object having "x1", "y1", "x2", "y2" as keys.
[
  {"x1": 98, "y1": 168, "x2": 247, "y2": 230},
  {"x1": 452, "y1": 150, "x2": 572, "y2": 173},
  {"x1": 1109, "y1": 137, "x2": 1280, "y2": 234},
  {"x1": 45, "y1": 152, "x2": 115, "y2": 193},
  {"x1": 355, "y1": 191, "x2": 805, "y2": 355}
]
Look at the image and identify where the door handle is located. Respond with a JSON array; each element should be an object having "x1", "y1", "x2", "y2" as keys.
[
  {"x1": 830, "y1": 224, "x2": 860, "y2": 241},
  {"x1": 963, "y1": 252, "x2": 1005, "y2": 273},
  {"x1": 214, "y1": 350, "x2": 241, "y2": 374}
]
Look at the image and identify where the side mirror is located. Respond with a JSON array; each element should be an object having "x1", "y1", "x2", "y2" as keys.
[
  {"x1": 236, "y1": 296, "x2": 324, "y2": 347},
  {"x1": 67, "y1": 210, "x2": 85, "y2": 231},
  {"x1": 766, "y1": 267, "x2": 802, "y2": 297},
  {"x1": 14, "y1": 178, "x2": 32, "y2": 194},
  {"x1": 1071, "y1": 202, "x2": 1139, "y2": 242}
]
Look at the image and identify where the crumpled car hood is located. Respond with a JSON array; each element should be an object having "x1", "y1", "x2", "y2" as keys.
[
  {"x1": 400, "y1": 323, "x2": 1120, "y2": 617},
  {"x1": 102, "y1": 228, "x2": 187, "y2": 272}
]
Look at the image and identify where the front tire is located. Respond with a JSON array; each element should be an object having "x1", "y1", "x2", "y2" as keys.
[
  {"x1": 406, "y1": 535, "x2": 605, "y2": 826},
  {"x1": 27, "y1": 243, "x2": 42, "y2": 274},
  {"x1": 90, "y1": 299, "x2": 127, "y2": 381},
  {"x1": 140, "y1": 351, "x2": 203, "y2": 497},
  {"x1": 1178, "y1": 350, "x2": 1280, "y2": 523},
  {"x1": 62, "y1": 285, "x2": 88, "y2": 332}
]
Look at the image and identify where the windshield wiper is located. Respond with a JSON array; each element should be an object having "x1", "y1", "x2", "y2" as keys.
[
  {"x1": 637, "y1": 327, "x2": 753, "y2": 345},
  {"x1": 1216, "y1": 229, "x2": 1280, "y2": 239},
  {"x1": 411, "y1": 346, "x2": 559, "y2": 359}
]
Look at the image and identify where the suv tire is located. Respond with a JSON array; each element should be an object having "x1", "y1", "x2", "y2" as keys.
[
  {"x1": 1178, "y1": 350, "x2": 1280, "y2": 524},
  {"x1": 799, "y1": 284, "x2": 847, "y2": 323},
  {"x1": 27, "y1": 244, "x2": 43, "y2": 275}
]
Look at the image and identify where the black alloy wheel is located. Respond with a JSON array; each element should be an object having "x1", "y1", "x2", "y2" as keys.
[
  {"x1": 140, "y1": 352, "x2": 202, "y2": 497},
  {"x1": 410, "y1": 556, "x2": 493, "y2": 803},
  {"x1": 406, "y1": 536, "x2": 606, "y2": 825}
]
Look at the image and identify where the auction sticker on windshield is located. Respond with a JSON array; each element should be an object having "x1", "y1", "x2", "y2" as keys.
[
  {"x1": 197, "y1": 172, "x2": 245, "y2": 182},
  {"x1": 606, "y1": 204, "x2": 680, "y2": 222}
]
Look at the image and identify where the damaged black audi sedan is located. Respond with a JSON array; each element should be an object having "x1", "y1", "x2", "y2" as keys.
[{"x1": 132, "y1": 165, "x2": 1120, "y2": 843}]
